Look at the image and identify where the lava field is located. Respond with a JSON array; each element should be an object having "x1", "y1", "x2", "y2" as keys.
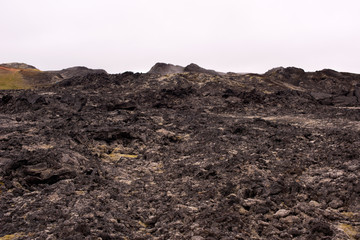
[{"x1": 0, "y1": 66, "x2": 359, "y2": 239}]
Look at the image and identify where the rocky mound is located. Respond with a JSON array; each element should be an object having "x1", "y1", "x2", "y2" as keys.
[
  {"x1": 0, "y1": 66, "x2": 359, "y2": 239},
  {"x1": 148, "y1": 63, "x2": 222, "y2": 76},
  {"x1": 55, "y1": 66, "x2": 108, "y2": 79},
  {"x1": 184, "y1": 63, "x2": 220, "y2": 75},
  {"x1": 265, "y1": 66, "x2": 306, "y2": 86},
  {"x1": 264, "y1": 67, "x2": 360, "y2": 106},
  {"x1": 148, "y1": 63, "x2": 184, "y2": 75}
]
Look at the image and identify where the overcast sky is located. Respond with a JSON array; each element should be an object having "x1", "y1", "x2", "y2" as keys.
[{"x1": 1, "y1": 0, "x2": 360, "y2": 73}]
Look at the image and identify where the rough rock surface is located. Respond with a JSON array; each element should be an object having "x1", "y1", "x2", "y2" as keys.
[{"x1": 0, "y1": 67, "x2": 360, "y2": 239}]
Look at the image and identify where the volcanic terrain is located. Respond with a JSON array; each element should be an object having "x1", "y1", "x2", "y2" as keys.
[{"x1": 0, "y1": 63, "x2": 359, "y2": 239}]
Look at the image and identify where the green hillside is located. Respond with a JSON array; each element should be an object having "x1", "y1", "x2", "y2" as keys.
[{"x1": 0, "y1": 70, "x2": 30, "y2": 90}]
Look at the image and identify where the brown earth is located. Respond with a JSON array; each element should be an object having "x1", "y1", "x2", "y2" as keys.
[{"x1": 0, "y1": 65, "x2": 359, "y2": 239}]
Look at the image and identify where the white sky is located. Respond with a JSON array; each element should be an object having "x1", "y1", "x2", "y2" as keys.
[{"x1": 1, "y1": 0, "x2": 360, "y2": 73}]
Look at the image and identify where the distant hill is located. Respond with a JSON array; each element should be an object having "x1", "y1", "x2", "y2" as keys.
[
  {"x1": 183, "y1": 63, "x2": 221, "y2": 75},
  {"x1": 148, "y1": 63, "x2": 184, "y2": 75},
  {"x1": 0, "y1": 64, "x2": 38, "y2": 89},
  {"x1": 0, "y1": 62, "x2": 37, "y2": 70},
  {"x1": 1, "y1": 62, "x2": 360, "y2": 106},
  {"x1": 147, "y1": 62, "x2": 223, "y2": 75},
  {"x1": 54, "y1": 66, "x2": 107, "y2": 79},
  {"x1": 0, "y1": 63, "x2": 107, "y2": 89}
]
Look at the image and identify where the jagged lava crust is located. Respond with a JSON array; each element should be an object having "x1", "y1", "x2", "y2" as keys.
[{"x1": 0, "y1": 65, "x2": 359, "y2": 239}]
